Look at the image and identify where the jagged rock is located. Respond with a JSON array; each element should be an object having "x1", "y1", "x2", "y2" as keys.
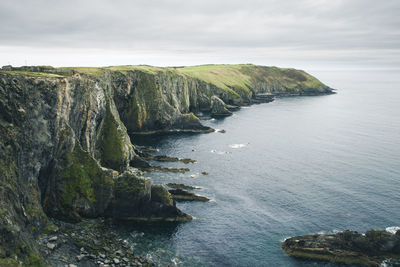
[
  {"x1": 282, "y1": 229, "x2": 400, "y2": 266},
  {"x1": 106, "y1": 171, "x2": 191, "y2": 222},
  {"x1": 210, "y1": 95, "x2": 232, "y2": 117},
  {"x1": 143, "y1": 154, "x2": 196, "y2": 164},
  {"x1": 251, "y1": 93, "x2": 274, "y2": 104},
  {"x1": 166, "y1": 183, "x2": 200, "y2": 190},
  {"x1": 169, "y1": 189, "x2": 210, "y2": 202}
]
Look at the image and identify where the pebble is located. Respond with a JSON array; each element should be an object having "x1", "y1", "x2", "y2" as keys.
[
  {"x1": 122, "y1": 257, "x2": 129, "y2": 263},
  {"x1": 99, "y1": 253, "x2": 106, "y2": 259},
  {"x1": 47, "y1": 243, "x2": 56, "y2": 250},
  {"x1": 76, "y1": 254, "x2": 86, "y2": 261},
  {"x1": 113, "y1": 258, "x2": 120, "y2": 264},
  {"x1": 49, "y1": 236, "x2": 58, "y2": 241}
]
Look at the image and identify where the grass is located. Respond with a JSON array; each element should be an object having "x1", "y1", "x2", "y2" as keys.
[
  {"x1": 0, "y1": 70, "x2": 65, "y2": 78},
  {"x1": 175, "y1": 64, "x2": 253, "y2": 98},
  {"x1": 1, "y1": 64, "x2": 327, "y2": 95}
]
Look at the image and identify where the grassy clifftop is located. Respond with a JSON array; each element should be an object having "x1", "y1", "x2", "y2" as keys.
[{"x1": 0, "y1": 64, "x2": 329, "y2": 98}]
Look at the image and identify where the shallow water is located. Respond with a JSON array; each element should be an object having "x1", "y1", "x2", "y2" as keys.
[{"x1": 120, "y1": 70, "x2": 400, "y2": 266}]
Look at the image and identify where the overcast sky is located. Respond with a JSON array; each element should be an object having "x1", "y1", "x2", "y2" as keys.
[{"x1": 0, "y1": 0, "x2": 399, "y2": 69}]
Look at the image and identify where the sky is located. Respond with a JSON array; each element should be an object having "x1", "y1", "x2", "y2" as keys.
[{"x1": 0, "y1": 0, "x2": 399, "y2": 70}]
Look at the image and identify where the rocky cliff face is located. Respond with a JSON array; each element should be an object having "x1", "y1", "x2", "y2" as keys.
[{"x1": 0, "y1": 64, "x2": 333, "y2": 264}]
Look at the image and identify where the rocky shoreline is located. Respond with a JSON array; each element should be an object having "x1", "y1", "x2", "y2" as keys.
[
  {"x1": 282, "y1": 229, "x2": 400, "y2": 266},
  {"x1": 0, "y1": 64, "x2": 334, "y2": 265},
  {"x1": 37, "y1": 218, "x2": 154, "y2": 267}
]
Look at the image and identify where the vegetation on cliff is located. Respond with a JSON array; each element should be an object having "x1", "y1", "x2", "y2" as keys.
[{"x1": 0, "y1": 64, "x2": 333, "y2": 265}]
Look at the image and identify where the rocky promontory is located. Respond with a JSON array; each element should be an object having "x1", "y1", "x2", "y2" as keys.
[
  {"x1": 0, "y1": 64, "x2": 333, "y2": 265},
  {"x1": 282, "y1": 229, "x2": 400, "y2": 266}
]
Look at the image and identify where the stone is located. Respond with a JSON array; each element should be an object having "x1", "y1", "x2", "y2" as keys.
[
  {"x1": 48, "y1": 236, "x2": 58, "y2": 241},
  {"x1": 113, "y1": 258, "x2": 120, "y2": 264},
  {"x1": 76, "y1": 254, "x2": 86, "y2": 261},
  {"x1": 47, "y1": 243, "x2": 56, "y2": 250},
  {"x1": 169, "y1": 189, "x2": 210, "y2": 202}
]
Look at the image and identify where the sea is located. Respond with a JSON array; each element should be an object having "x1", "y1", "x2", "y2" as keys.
[{"x1": 118, "y1": 69, "x2": 400, "y2": 266}]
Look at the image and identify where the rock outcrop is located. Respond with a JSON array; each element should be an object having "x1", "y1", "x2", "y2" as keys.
[
  {"x1": 282, "y1": 229, "x2": 400, "y2": 266},
  {"x1": 0, "y1": 64, "x2": 333, "y2": 264},
  {"x1": 210, "y1": 95, "x2": 232, "y2": 117}
]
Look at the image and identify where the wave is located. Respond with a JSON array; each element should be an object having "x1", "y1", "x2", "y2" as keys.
[
  {"x1": 385, "y1": 226, "x2": 400, "y2": 234},
  {"x1": 229, "y1": 143, "x2": 248, "y2": 149},
  {"x1": 211, "y1": 149, "x2": 230, "y2": 154}
]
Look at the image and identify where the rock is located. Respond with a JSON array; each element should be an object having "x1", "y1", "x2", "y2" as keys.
[
  {"x1": 166, "y1": 183, "x2": 200, "y2": 190},
  {"x1": 143, "y1": 154, "x2": 196, "y2": 164},
  {"x1": 48, "y1": 236, "x2": 58, "y2": 242},
  {"x1": 148, "y1": 165, "x2": 190, "y2": 173},
  {"x1": 201, "y1": 171, "x2": 209, "y2": 175},
  {"x1": 99, "y1": 253, "x2": 106, "y2": 259},
  {"x1": 210, "y1": 95, "x2": 232, "y2": 117},
  {"x1": 113, "y1": 258, "x2": 120, "y2": 264},
  {"x1": 69, "y1": 264, "x2": 77, "y2": 267},
  {"x1": 251, "y1": 93, "x2": 274, "y2": 104},
  {"x1": 115, "y1": 250, "x2": 124, "y2": 256},
  {"x1": 122, "y1": 257, "x2": 129, "y2": 263},
  {"x1": 169, "y1": 189, "x2": 210, "y2": 202},
  {"x1": 106, "y1": 171, "x2": 192, "y2": 222},
  {"x1": 76, "y1": 254, "x2": 86, "y2": 261},
  {"x1": 47, "y1": 243, "x2": 56, "y2": 250},
  {"x1": 282, "y1": 229, "x2": 400, "y2": 266}
]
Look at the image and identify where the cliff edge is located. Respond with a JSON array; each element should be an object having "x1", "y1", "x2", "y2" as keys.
[{"x1": 0, "y1": 64, "x2": 333, "y2": 265}]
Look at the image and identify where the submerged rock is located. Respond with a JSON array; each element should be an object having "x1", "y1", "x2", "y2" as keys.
[
  {"x1": 143, "y1": 154, "x2": 196, "y2": 164},
  {"x1": 282, "y1": 229, "x2": 400, "y2": 266},
  {"x1": 169, "y1": 189, "x2": 210, "y2": 202},
  {"x1": 166, "y1": 183, "x2": 201, "y2": 190},
  {"x1": 148, "y1": 166, "x2": 190, "y2": 173}
]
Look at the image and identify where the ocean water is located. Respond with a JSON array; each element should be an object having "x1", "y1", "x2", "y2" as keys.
[{"x1": 121, "y1": 70, "x2": 400, "y2": 266}]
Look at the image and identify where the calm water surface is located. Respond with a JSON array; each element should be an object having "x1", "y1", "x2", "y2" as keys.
[{"x1": 120, "y1": 70, "x2": 400, "y2": 266}]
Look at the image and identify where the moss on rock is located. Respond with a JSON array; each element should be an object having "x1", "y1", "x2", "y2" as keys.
[
  {"x1": 59, "y1": 143, "x2": 114, "y2": 217},
  {"x1": 151, "y1": 185, "x2": 173, "y2": 205},
  {"x1": 96, "y1": 104, "x2": 130, "y2": 171}
]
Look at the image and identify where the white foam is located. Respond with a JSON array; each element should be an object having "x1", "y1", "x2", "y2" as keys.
[
  {"x1": 229, "y1": 143, "x2": 247, "y2": 149},
  {"x1": 280, "y1": 236, "x2": 291, "y2": 242},
  {"x1": 211, "y1": 149, "x2": 229, "y2": 155},
  {"x1": 386, "y1": 226, "x2": 400, "y2": 234}
]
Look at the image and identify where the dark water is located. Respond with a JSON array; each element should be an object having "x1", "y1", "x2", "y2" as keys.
[{"x1": 121, "y1": 70, "x2": 400, "y2": 266}]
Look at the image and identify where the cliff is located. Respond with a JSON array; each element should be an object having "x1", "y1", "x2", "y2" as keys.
[{"x1": 0, "y1": 64, "x2": 333, "y2": 265}]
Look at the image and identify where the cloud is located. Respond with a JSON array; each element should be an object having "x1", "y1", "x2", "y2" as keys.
[{"x1": 0, "y1": 0, "x2": 399, "y2": 68}]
